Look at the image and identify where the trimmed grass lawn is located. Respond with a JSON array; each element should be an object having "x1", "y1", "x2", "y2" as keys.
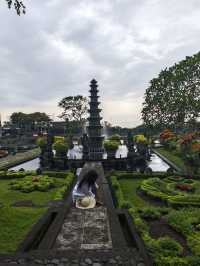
[
  {"x1": 155, "y1": 147, "x2": 186, "y2": 171},
  {"x1": 0, "y1": 178, "x2": 65, "y2": 206},
  {"x1": 119, "y1": 178, "x2": 150, "y2": 208},
  {"x1": 0, "y1": 173, "x2": 73, "y2": 254},
  {"x1": 0, "y1": 206, "x2": 46, "y2": 253}
]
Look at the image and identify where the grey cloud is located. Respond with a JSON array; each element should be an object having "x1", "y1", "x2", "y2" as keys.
[{"x1": 0, "y1": 0, "x2": 200, "y2": 126}]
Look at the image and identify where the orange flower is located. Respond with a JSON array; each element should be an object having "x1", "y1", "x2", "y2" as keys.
[{"x1": 192, "y1": 143, "x2": 200, "y2": 152}]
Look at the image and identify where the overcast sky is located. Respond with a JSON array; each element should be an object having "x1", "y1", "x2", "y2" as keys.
[{"x1": 0, "y1": 0, "x2": 200, "y2": 127}]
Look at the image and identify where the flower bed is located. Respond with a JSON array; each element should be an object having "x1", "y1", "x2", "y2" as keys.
[{"x1": 140, "y1": 176, "x2": 200, "y2": 207}]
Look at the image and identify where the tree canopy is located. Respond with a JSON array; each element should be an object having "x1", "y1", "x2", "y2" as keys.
[
  {"x1": 5, "y1": 0, "x2": 26, "y2": 15},
  {"x1": 10, "y1": 112, "x2": 51, "y2": 129},
  {"x1": 58, "y1": 95, "x2": 88, "y2": 124},
  {"x1": 142, "y1": 52, "x2": 200, "y2": 130}
]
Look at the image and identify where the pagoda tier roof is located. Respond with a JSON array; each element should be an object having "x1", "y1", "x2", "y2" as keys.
[
  {"x1": 89, "y1": 95, "x2": 100, "y2": 98},
  {"x1": 88, "y1": 108, "x2": 102, "y2": 114},
  {"x1": 89, "y1": 102, "x2": 100, "y2": 106},
  {"x1": 87, "y1": 125, "x2": 103, "y2": 128},
  {"x1": 88, "y1": 118, "x2": 103, "y2": 122}
]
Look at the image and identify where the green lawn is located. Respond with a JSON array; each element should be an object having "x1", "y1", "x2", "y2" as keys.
[
  {"x1": 0, "y1": 172, "x2": 73, "y2": 254},
  {"x1": 0, "y1": 178, "x2": 65, "y2": 206},
  {"x1": 119, "y1": 178, "x2": 150, "y2": 208},
  {"x1": 155, "y1": 147, "x2": 186, "y2": 171},
  {"x1": 0, "y1": 206, "x2": 46, "y2": 253}
]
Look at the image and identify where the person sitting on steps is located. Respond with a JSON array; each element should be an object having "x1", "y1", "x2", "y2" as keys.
[{"x1": 73, "y1": 170, "x2": 103, "y2": 208}]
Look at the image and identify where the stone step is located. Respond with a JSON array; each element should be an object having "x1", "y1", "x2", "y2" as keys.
[{"x1": 2, "y1": 248, "x2": 145, "y2": 266}]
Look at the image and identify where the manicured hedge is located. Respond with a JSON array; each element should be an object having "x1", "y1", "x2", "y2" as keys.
[
  {"x1": 54, "y1": 172, "x2": 74, "y2": 200},
  {"x1": 110, "y1": 172, "x2": 200, "y2": 265},
  {"x1": 0, "y1": 171, "x2": 35, "y2": 179},
  {"x1": 140, "y1": 177, "x2": 200, "y2": 207}
]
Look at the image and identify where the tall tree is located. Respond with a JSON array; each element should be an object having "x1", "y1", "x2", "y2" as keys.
[
  {"x1": 5, "y1": 0, "x2": 26, "y2": 15},
  {"x1": 142, "y1": 52, "x2": 200, "y2": 130},
  {"x1": 58, "y1": 95, "x2": 88, "y2": 125},
  {"x1": 10, "y1": 112, "x2": 51, "y2": 131}
]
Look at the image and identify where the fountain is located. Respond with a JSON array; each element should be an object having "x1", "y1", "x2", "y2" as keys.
[{"x1": 35, "y1": 79, "x2": 174, "y2": 173}]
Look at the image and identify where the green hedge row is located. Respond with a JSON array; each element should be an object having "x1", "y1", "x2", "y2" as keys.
[
  {"x1": 140, "y1": 177, "x2": 200, "y2": 207},
  {"x1": 54, "y1": 172, "x2": 75, "y2": 200},
  {"x1": 110, "y1": 175, "x2": 131, "y2": 209},
  {"x1": 0, "y1": 171, "x2": 35, "y2": 179}
]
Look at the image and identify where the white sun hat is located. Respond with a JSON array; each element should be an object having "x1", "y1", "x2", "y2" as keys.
[{"x1": 76, "y1": 196, "x2": 96, "y2": 209}]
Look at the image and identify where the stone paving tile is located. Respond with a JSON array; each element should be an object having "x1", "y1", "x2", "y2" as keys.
[{"x1": 55, "y1": 207, "x2": 112, "y2": 250}]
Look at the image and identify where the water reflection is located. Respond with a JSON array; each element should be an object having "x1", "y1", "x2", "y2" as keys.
[
  {"x1": 9, "y1": 158, "x2": 40, "y2": 171},
  {"x1": 9, "y1": 144, "x2": 170, "y2": 172},
  {"x1": 148, "y1": 153, "x2": 169, "y2": 171}
]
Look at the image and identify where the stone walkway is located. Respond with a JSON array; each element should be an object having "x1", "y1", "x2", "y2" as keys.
[{"x1": 55, "y1": 207, "x2": 112, "y2": 250}]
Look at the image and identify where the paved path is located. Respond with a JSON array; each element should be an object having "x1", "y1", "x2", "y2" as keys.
[{"x1": 55, "y1": 207, "x2": 112, "y2": 250}]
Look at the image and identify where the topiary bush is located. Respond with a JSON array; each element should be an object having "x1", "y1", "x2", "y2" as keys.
[
  {"x1": 53, "y1": 172, "x2": 75, "y2": 200},
  {"x1": 104, "y1": 140, "x2": 119, "y2": 151},
  {"x1": 9, "y1": 175, "x2": 55, "y2": 193}
]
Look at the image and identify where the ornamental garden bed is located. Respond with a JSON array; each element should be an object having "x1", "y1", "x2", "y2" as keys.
[
  {"x1": 109, "y1": 172, "x2": 200, "y2": 266},
  {"x1": 0, "y1": 170, "x2": 74, "y2": 254}
]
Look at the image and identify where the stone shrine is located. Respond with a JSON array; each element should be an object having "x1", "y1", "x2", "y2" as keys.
[{"x1": 87, "y1": 79, "x2": 104, "y2": 160}]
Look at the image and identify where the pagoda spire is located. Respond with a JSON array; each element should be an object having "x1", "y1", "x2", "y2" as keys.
[{"x1": 87, "y1": 79, "x2": 104, "y2": 160}]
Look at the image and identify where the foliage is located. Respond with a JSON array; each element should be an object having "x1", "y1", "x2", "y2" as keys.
[
  {"x1": 149, "y1": 237, "x2": 183, "y2": 257},
  {"x1": 5, "y1": 0, "x2": 26, "y2": 15},
  {"x1": 53, "y1": 140, "x2": 68, "y2": 156},
  {"x1": 140, "y1": 177, "x2": 200, "y2": 207},
  {"x1": 166, "y1": 208, "x2": 200, "y2": 256},
  {"x1": 104, "y1": 140, "x2": 119, "y2": 151},
  {"x1": 134, "y1": 134, "x2": 148, "y2": 144},
  {"x1": 142, "y1": 52, "x2": 200, "y2": 128},
  {"x1": 36, "y1": 137, "x2": 47, "y2": 149},
  {"x1": 108, "y1": 134, "x2": 121, "y2": 143},
  {"x1": 58, "y1": 95, "x2": 88, "y2": 124},
  {"x1": 0, "y1": 172, "x2": 74, "y2": 206},
  {"x1": 112, "y1": 173, "x2": 200, "y2": 265},
  {"x1": 160, "y1": 129, "x2": 176, "y2": 142},
  {"x1": 54, "y1": 172, "x2": 74, "y2": 200},
  {"x1": 138, "y1": 206, "x2": 162, "y2": 220},
  {"x1": 110, "y1": 176, "x2": 131, "y2": 208},
  {"x1": 178, "y1": 132, "x2": 200, "y2": 173},
  {"x1": 10, "y1": 112, "x2": 51, "y2": 130},
  {"x1": 54, "y1": 136, "x2": 65, "y2": 143},
  {"x1": 9, "y1": 175, "x2": 56, "y2": 192}
]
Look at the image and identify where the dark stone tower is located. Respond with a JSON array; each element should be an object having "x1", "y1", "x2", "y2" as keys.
[{"x1": 87, "y1": 79, "x2": 104, "y2": 160}]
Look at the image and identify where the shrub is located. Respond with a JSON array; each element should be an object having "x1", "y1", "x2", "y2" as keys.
[
  {"x1": 176, "y1": 183, "x2": 194, "y2": 192},
  {"x1": 110, "y1": 176, "x2": 127, "y2": 208},
  {"x1": 53, "y1": 172, "x2": 75, "y2": 200},
  {"x1": 120, "y1": 200, "x2": 132, "y2": 209},
  {"x1": 148, "y1": 237, "x2": 183, "y2": 260},
  {"x1": 36, "y1": 137, "x2": 47, "y2": 149},
  {"x1": 108, "y1": 134, "x2": 121, "y2": 143},
  {"x1": 138, "y1": 206, "x2": 161, "y2": 220},
  {"x1": 9, "y1": 175, "x2": 55, "y2": 193},
  {"x1": 53, "y1": 141, "x2": 68, "y2": 156},
  {"x1": 134, "y1": 134, "x2": 148, "y2": 144},
  {"x1": 188, "y1": 232, "x2": 200, "y2": 256},
  {"x1": 104, "y1": 140, "x2": 119, "y2": 151}
]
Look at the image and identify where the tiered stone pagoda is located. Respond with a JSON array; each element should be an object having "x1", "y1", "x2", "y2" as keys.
[{"x1": 87, "y1": 79, "x2": 104, "y2": 160}]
